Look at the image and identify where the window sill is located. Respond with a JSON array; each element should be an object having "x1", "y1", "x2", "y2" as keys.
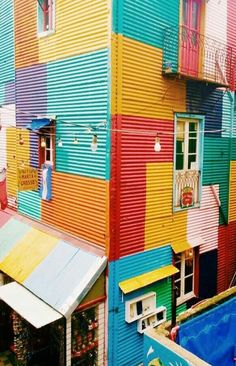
[
  {"x1": 173, "y1": 203, "x2": 200, "y2": 213},
  {"x1": 38, "y1": 30, "x2": 55, "y2": 38},
  {"x1": 177, "y1": 293, "x2": 195, "y2": 306}
]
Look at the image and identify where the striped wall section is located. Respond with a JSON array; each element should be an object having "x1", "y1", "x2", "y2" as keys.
[
  {"x1": 229, "y1": 161, "x2": 236, "y2": 222},
  {"x1": 18, "y1": 191, "x2": 41, "y2": 220},
  {"x1": 108, "y1": 246, "x2": 173, "y2": 366},
  {"x1": 227, "y1": 0, "x2": 236, "y2": 90},
  {"x1": 205, "y1": 0, "x2": 227, "y2": 44}
]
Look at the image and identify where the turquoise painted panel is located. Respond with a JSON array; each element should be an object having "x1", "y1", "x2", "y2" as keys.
[
  {"x1": 47, "y1": 49, "x2": 110, "y2": 179},
  {"x1": 232, "y1": 139, "x2": 236, "y2": 160},
  {"x1": 222, "y1": 92, "x2": 232, "y2": 138},
  {"x1": 0, "y1": 219, "x2": 30, "y2": 261},
  {"x1": 0, "y1": 0, "x2": 15, "y2": 85},
  {"x1": 203, "y1": 137, "x2": 230, "y2": 225},
  {"x1": 18, "y1": 191, "x2": 41, "y2": 220},
  {"x1": 113, "y1": 0, "x2": 179, "y2": 50},
  {"x1": 0, "y1": 84, "x2": 4, "y2": 104},
  {"x1": 108, "y1": 246, "x2": 173, "y2": 366}
]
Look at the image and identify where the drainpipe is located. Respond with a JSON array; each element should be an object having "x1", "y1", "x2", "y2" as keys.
[{"x1": 171, "y1": 281, "x2": 178, "y2": 328}]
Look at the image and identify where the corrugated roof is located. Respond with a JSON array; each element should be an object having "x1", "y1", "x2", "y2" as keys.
[
  {"x1": 119, "y1": 264, "x2": 179, "y2": 294},
  {"x1": 0, "y1": 215, "x2": 107, "y2": 318}
]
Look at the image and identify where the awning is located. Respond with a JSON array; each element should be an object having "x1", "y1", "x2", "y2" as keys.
[
  {"x1": 171, "y1": 236, "x2": 205, "y2": 254},
  {"x1": 0, "y1": 215, "x2": 107, "y2": 320},
  {"x1": 26, "y1": 118, "x2": 53, "y2": 131},
  {"x1": 119, "y1": 265, "x2": 179, "y2": 294},
  {"x1": 0, "y1": 282, "x2": 62, "y2": 328}
]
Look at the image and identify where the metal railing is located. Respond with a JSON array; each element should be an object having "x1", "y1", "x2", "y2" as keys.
[
  {"x1": 163, "y1": 25, "x2": 233, "y2": 87},
  {"x1": 175, "y1": 169, "x2": 200, "y2": 209}
]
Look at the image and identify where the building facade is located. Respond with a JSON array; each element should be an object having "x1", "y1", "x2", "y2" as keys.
[{"x1": 0, "y1": 0, "x2": 236, "y2": 365}]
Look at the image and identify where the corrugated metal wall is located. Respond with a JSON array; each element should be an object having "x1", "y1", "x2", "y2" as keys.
[
  {"x1": 18, "y1": 191, "x2": 41, "y2": 220},
  {"x1": 42, "y1": 172, "x2": 108, "y2": 248},
  {"x1": 227, "y1": 0, "x2": 236, "y2": 90},
  {"x1": 229, "y1": 161, "x2": 236, "y2": 222},
  {"x1": 108, "y1": 246, "x2": 173, "y2": 366},
  {"x1": 205, "y1": 0, "x2": 227, "y2": 44}
]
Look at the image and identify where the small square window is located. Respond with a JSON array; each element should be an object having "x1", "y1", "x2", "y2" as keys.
[
  {"x1": 37, "y1": 0, "x2": 55, "y2": 36},
  {"x1": 39, "y1": 133, "x2": 55, "y2": 167}
]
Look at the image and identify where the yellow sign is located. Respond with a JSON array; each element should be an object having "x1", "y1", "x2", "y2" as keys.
[{"x1": 17, "y1": 167, "x2": 38, "y2": 191}]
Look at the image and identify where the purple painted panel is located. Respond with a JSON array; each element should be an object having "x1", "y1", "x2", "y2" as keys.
[
  {"x1": 5, "y1": 82, "x2": 15, "y2": 104},
  {"x1": 16, "y1": 64, "x2": 47, "y2": 167}
]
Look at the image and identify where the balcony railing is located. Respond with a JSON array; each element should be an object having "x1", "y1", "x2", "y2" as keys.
[
  {"x1": 163, "y1": 25, "x2": 233, "y2": 87},
  {"x1": 175, "y1": 170, "x2": 200, "y2": 209}
]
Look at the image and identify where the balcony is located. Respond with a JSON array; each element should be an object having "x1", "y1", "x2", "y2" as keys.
[
  {"x1": 174, "y1": 170, "x2": 200, "y2": 210},
  {"x1": 163, "y1": 26, "x2": 233, "y2": 87}
]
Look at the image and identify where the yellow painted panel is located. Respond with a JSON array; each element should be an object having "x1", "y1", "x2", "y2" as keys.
[
  {"x1": 229, "y1": 161, "x2": 236, "y2": 222},
  {"x1": 171, "y1": 241, "x2": 190, "y2": 254},
  {"x1": 38, "y1": 0, "x2": 109, "y2": 63},
  {"x1": 17, "y1": 129, "x2": 30, "y2": 167},
  {"x1": 0, "y1": 228, "x2": 58, "y2": 283},
  {"x1": 6, "y1": 128, "x2": 17, "y2": 196},
  {"x1": 119, "y1": 265, "x2": 179, "y2": 294},
  {"x1": 111, "y1": 34, "x2": 186, "y2": 119},
  {"x1": 145, "y1": 162, "x2": 188, "y2": 250}
]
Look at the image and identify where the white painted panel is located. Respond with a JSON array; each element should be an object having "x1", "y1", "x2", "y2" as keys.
[
  {"x1": 66, "y1": 317, "x2": 71, "y2": 366},
  {"x1": 205, "y1": 0, "x2": 227, "y2": 44},
  {"x1": 98, "y1": 302, "x2": 105, "y2": 366},
  {"x1": 0, "y1": 104, "x2": 15, "y2": 170}
]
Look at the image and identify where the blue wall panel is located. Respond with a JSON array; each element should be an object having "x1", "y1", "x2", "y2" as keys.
[
  {"x1": 0, "y1": 0, "x2": 14, "y2": 86},
  {"x1": 108, "y1": 246, "x2": 173, "y2": 366},
  {"x1": 46, "y1": 49, "x2": 110, "y2": 179},
  {"x1": 18, "y1": 191, "x2": 41, "y2": 221}
]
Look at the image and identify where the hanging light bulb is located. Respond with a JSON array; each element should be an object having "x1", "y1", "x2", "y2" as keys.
[
  {"x1": 73, "y1": 135, "x2": 79, "y2": 145},
  {"x1": 19, "y1": 133, "x2": 24, "y2": 145},
  {"x1": 58, "y1": 137, "x2": 63, "y2": 147},
  {"x1": 91, "y1": 134, "x2": 98, "y2": 152},
  {"x1": 41, "y1": 137, "x2": 46, "y2": 148},
  {"x1": 154, "y1": 133, "x2": 161, "y2": 152}
]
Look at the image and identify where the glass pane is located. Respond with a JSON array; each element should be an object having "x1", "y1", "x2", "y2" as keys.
[
  {"x1": 189, "y1": 122, "x2": 197, "y2": 138},
  {"x1": 188, "y1": 154, "x2": 196, "y2": 169},
  {"x1": 192, "y1": 1, "x2": 199, "y2": 30},
  {"x1": 46, "y1": 149, "x2": 51, "y2": 161},
  {"x1": 177, "y1": 121, "x2": 185, "y2": 140},
  {"x1": 176, "y1": 140, "x2": 184, "y2": 154},
  {"x1": 184, "y1": 275, "x2": 193, "y2": 295},
  {"x1": 176, "y1": 154, "x2": 184, "y2": 170},
  {"x1": 175, "y1": 280, "x2": 181, "y2": 298},
  {"x1": 183, "y1": 0, "x2": 188, "y2": 25},
  {"x1": 188, "y1": 138, "x2": 197, "y2": 154},
  {"x1": 46, "y1": 137, "x2": 50, "y2": 148},
  {"x1": 136, "y1": 301, "x2": 143, "y2": 315},
  {"x1": 185, "y1": 258, "x2": 193, "y2": 276}
]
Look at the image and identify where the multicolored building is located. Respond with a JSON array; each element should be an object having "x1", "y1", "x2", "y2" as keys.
[{"x1": 0, "y1": 0, "x2": 236, "y2": 365}]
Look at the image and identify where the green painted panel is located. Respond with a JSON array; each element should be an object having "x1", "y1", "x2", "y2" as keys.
[
  {"x1": 177, "y1": 303, "x2": 187, "y2": 317},
  {"x1": 203, "y1": 137, "x2": 230, "y2": 225},
  {"x1": 18, "y1": 191, "x2": 41, "y2": 220},
  {"x1": 147, "y1": 278, "x2": 172, "y2": 321},
  {"x1": 232, "y1": 139, "x2": 236, "y2": 160},
  {"x1": 113, "y1": 0, "x2": 179, "y2": 50}
]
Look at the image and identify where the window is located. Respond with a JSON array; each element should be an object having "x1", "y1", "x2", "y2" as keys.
[
  {"x1": 174, "y1": 114, "x2": 204, "y2": 210},
  {"x1": 40, "y1": 133, "x2": 54, "y2": 166},
  {"x1": 37, "y1": 0, "x2": 55, "y2": 35},
  {"x1": 174, "y1": 249, "x2": 195, "y2": 304}
]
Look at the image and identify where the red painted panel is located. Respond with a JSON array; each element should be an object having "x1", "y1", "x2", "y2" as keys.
[
  {"x1": 0, "y1": 211, "x2": 11, "y2": 229},
  {"x1": 227, "y1": 0, "x2": 236, "y2": 90},
  {"x1": 217, "y1": 225, "x2": 227, "y2": 293},
  {"x1": 110, "y1": 114, "x2": 174, "y2": 260}
]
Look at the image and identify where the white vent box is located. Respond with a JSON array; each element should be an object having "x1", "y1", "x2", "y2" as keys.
[
  {"x1": 125, "y1": 292, "x2": 156, "y2": 323},
  {"x1": 137, "y1": 306, "x2": 167, "y2": 334}
]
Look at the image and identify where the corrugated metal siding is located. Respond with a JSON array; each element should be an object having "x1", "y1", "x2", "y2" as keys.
[
  {"x1": 186, "y1": 81, "x2": 223, "y2": 136},
  {"x1": 14, "y1": 0, "x2": 39, "y2": 68},
  {"x1": 222, "y1": 92, "x2": 232, "y2": 138},
  {"x1": 18, "y1": 191, "x2": 41, "y2": 220},
  {"x1": 108, "y1": 246, "x2": 172, "y2": 366},
  {"x1": 228, "y1": 221, "x2": 236, "y2": 286},
  {"x1": 227, "y1": 0, "x2": 236, "y2": 90},
  {"x1": 111, "y1": 34, "x2": 186, "y2": 120},
  {"x1": 6, "y1": 128, "x2": 17, "y2": 197},
  {"x1": 229, "y1": 161, "x2": 236, "y2": 222},
  {"x1": 203, "y1": 137, "x2": 230, "y2": 225},
  {"x1": 0, "y1": 105, "x2": 16, "y2": 170},
  {"x1": 0, "y1": 0, "x2": 15, "y2": 86},
  {"x1": 112, "y1": 0, "x2": 179, "y2": 50},
  {"x1": 46, "y1": 50, "x2": 109, "y2": 179},
  {"x1": 177, "y1": 303, "x2": 187, "y2": 317},
  {"x1": 187, "y1": 186, "x2": 219, "y2": 254},
  {"x1": 16, "y1": 65, "x2": 47, "y2": 167},
  {"x1": 42, "y1": 172, "x2": 108, "y2": 248},
  {"x1": 205, "y1": 0, "x2": 227, "y2": 44},
  {"x1": 38, "y1": 0, "x2": 109, "y2": 63}
]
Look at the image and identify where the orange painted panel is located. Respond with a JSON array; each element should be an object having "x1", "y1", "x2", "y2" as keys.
[
  {"x1": 15, "y1": 0, "x2": 39, "y2": 68},
  {"x1": 42, "y1": 172, "x2": 108, "y2": 249}
]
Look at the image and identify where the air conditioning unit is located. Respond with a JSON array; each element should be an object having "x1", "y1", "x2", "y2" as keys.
[
  {"x1": 125, "y1": 292, "x2": 156, "y2": 323},
  {"x1": 137, "y1": 306, "x2": 167, "y2": 334}
]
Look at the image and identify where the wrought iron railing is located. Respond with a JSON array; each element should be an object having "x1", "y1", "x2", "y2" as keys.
[
  {"x1": 163, "y1": 25, "x2": 233, "y2": 87},
  {"x1": 175, "y1": 169, "x2": 200, "y2": 209}
]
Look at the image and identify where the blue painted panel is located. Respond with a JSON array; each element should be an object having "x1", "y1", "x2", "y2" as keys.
[
  {"x1": 108, "y1": 246, "x2": 173, "y2": 366},
  {"x1": 0, "y1": 0, "x2": 14, "y2": 86},
  {"x1": 186, "y1": 81, "x2": 223, "y2": 137},
  {"x1": 47, "y1": 49, "x2": 110, "y2": 179},
  {"x1": 222, "y1": 92, "x2": 233, "y2": 138},
  {"x1": 18, "y1": 191, "x2": 41, "y2": 221},
  {"x1": 0, "y1": 84, "x2": 4, "y2": 105},
  {"x1": 113, "y1": 0, "x2": 179, "y2": 50},
  {"x1": 0, "y1": 219, "x2": 29, "y2": 261}
]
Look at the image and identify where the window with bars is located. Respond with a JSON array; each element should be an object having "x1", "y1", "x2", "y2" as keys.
[
  {"x1": 174, "y1": 249, "x2": 195, "y2": 304},
  {"x1": 37, "y1": 0, "x2": 55, "y2": 35}
]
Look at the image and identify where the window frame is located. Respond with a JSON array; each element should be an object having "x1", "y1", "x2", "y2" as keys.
[
  {"x1": 37, "y1": 0, "x2": 55, "y2": 37},
  {"x1": 39, "y1": 130, "x2": 55, "y2": 168},
  {"x1": 174, "y1": 249, "x2": 195, "y2": 305},
  {"x1": 173, "y1": 113, "x2": 204, "y2": 212}
]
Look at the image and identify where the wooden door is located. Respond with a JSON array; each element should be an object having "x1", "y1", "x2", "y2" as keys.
[{"x1": 181, "y1": 0, "x2": 201, "y2": 77}]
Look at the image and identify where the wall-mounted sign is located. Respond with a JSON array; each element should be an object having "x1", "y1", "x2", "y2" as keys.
[
  {"x1": 40, "y1": 164, "x2": 52, "y2": 201},
  {"x1": 17, "y1": 167, "x2": 38, "y2": 191},
  {"x1": 181, "y1": 186, "x2": 193, "y2": 208}
]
